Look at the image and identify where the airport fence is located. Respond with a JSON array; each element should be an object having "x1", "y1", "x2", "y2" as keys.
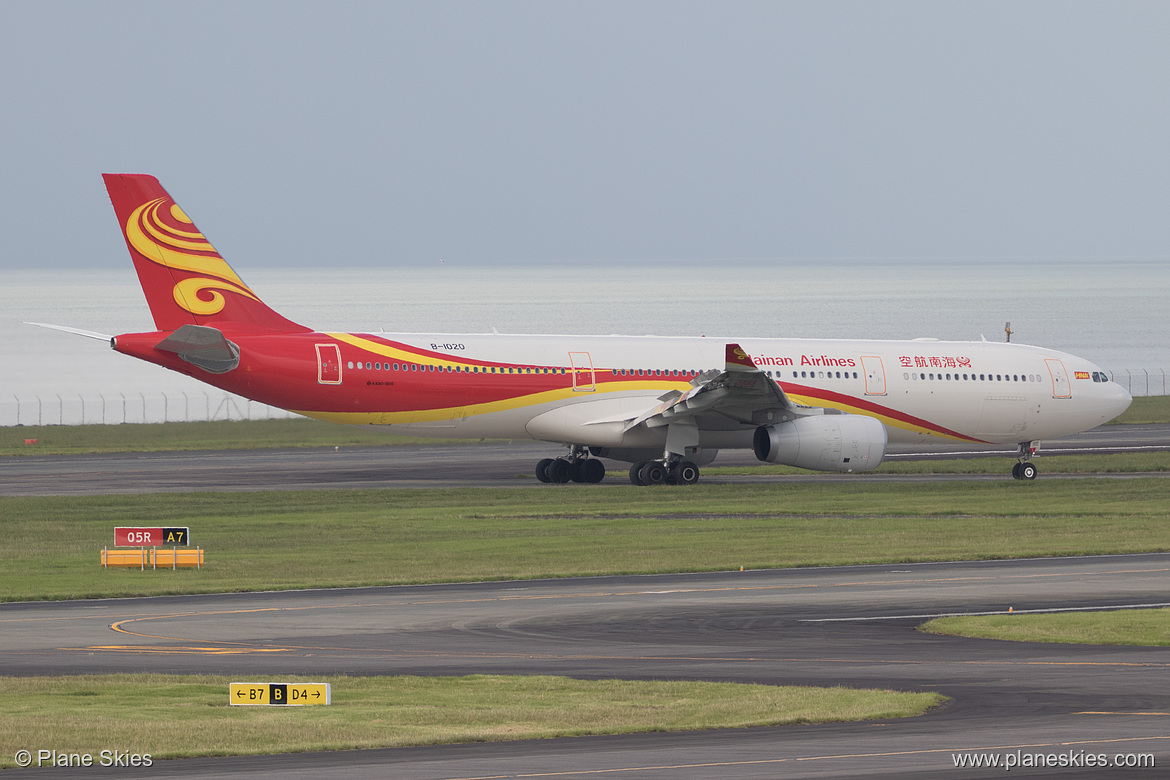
[
  {"x1": 2, "y1": 391, "x2": 301, "y2": 428},
  {"x1": 1113, "y1": 369, "x2": 1168, "y2": 398},
  {"x1": 1, "y1": 369, "x2": 1165, "y2": 428}
]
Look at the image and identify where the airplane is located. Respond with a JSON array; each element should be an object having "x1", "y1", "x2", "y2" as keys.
[{"x1": 37, "y1": 174, "x2": 1133, "y2": 486}]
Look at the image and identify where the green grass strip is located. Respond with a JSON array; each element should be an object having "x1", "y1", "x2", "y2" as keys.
[
  {"x1": 0, "y1": 674, "x2": 946, "y2": 767},
  {"x1": 1112, "y1": 394, "x2": 1170, "y2": 425},
  {"x1": 2, "y1": 480, "x2": 1168, "y2": 602},
  {"x1": 919, "y1": 608, "x2": 1170, "y2": 646},
  {"x1": 0, "y1": 418, "x2": 478, "y2": 457},
  {"x1": 706, "y1": 451, "x2": 1170, "y2": 476}
]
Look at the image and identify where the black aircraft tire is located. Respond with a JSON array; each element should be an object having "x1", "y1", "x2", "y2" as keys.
[
  {"x1": 639, "y1": 461, "x2": 667, "y2": 485},
  {"x1": 536, "y1": 458, "x2": 555, "y2": 483},
  {"x1": 629, "y1": 462, "x2": 647, "y2": 486},
  {"x1": 1020, "y1": 462, "x2": 1038, "y2": 480},
  {"x1": 580, "y1": 459, "x2": 606, "y2": 484},
  {"x1": 674, "y1": 461, "x2": 700, "y2": 485},
  {"x1": 547, "y1": 458, "x2": 572, "y2": 483}
]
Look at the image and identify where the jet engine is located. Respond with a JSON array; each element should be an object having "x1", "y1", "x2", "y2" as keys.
[{"x1": 752, "y1": 414, "x2": 887, "y2": 472}]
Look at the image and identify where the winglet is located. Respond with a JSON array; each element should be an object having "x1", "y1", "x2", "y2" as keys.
[{"x1": 725, "y1": 343, "x2": 758, "y2": 372}]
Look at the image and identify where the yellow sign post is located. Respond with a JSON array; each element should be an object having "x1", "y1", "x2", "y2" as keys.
[{"x1": 230, "y1": 682, "x2": 331, "y2": 706}]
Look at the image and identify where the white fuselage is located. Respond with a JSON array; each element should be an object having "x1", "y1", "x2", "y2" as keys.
[{"x1": 358, "y1": 333, "x2": 1131, "y2": 449}]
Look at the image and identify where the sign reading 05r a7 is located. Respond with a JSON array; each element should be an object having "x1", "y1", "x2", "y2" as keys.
[
  {"x1": 230, "y1": 682, "x2": 331, "y2": 706},
  {"x1": 114, "y1": 527, "x2": 189, "y2": 547}
]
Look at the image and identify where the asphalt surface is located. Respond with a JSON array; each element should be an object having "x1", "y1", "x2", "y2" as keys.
[
  {"x1": 2, "y1": 556, "x2": 1168, "y2": 778},
  {"x1": 1, "y1": 423, "x2": 1168, "y2": 495},
  {"x1": 2, "y1": 423, "x2": 1167, "y2": 777}
]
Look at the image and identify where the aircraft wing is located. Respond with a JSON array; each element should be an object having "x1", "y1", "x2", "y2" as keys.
[{"x1": 624, "y1": 343, "x2": 796, "y2": 432}]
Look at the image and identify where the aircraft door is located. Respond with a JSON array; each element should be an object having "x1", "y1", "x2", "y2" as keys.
[
  {"x1": 315, "y1": 343, "x2": 342, "y2": 385},
  {"x1": 860, "y1": 356, "x2": 887, "y2": 396},
  {"x1": 569, "y1": 351, "x2": 596, "y2": 392},
  {"x1": 1045, "y1": 358, "x2": 1071, "y2": 398}
]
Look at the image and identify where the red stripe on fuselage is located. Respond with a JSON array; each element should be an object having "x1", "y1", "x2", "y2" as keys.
[{"x1": 780, "y1": 381, "x2": 985, "y2": 442}]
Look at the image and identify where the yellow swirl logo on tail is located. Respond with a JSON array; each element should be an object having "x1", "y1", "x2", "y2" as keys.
[{"x1": 126, "y1": 198, "x2": 259, "y2": 316}]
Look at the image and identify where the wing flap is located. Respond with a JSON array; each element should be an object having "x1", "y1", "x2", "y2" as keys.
[{"x1": 624, "y1": 343, "x2": 793, "y2": 432}]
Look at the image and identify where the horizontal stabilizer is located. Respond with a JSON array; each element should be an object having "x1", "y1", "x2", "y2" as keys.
[
  {"x1": 26, "y1": 322, "x2": 113, "y2": 341},
  {"x1": 155, "y1": 324, "x2": 240, "y2": 374}
]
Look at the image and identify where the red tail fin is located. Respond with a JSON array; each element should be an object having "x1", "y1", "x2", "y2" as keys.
[{"x1": 103, "y1": 174, "x2": 308, "y2": 333}]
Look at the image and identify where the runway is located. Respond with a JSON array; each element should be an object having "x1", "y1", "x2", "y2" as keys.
[
  {"x1": 3, "y1": 425, "x2": 1168, "y2": 777},
  {"x1": 2, "y1": 554, "x2": 1168, "y2": 778},
  {"x1": 1, "y1": 423, "x2": 1167, "y2": 495}
]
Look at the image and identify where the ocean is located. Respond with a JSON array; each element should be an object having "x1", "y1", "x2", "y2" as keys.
[{"x1": 2, "y1": 259, "x2": 1167, "y2": 426}]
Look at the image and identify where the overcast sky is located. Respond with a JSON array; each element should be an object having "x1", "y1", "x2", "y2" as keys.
[{"x1": 3, "y1": 1, "x2": 1169, "y2": 269}]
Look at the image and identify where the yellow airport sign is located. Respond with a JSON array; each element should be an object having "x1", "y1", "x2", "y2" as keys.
[{"x1": 230, "y1": 682, "x2": 331, "y2": 706}]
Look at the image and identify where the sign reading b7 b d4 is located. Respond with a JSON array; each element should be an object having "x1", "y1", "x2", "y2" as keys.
[
  {"x1": 114, "y1": 527, "x2": 190, "y2": 547},
  {"x1": 230, "y1": 683, "x2": 331, "y2": 706}
]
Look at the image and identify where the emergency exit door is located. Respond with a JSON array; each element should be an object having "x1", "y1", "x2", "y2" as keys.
[{"x1": 315, "y1": 343, "x2": 342, "y2": 385}]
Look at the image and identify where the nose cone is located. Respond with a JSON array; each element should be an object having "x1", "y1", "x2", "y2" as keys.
[{"x1": 1107, "y1": 384, "x2": 1134, "y2": 422}]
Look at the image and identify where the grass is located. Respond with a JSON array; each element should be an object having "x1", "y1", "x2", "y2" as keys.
[
  {"x1": 0, "y1": 674, "x2": 947, "y2": 768},
  {"x1": 1112, "y1": 394, "x2": 1170, "y2": 424},
  {"x1": 0, "y1": 418, "x2": 480, "y2": 457},
  {"x1": 2, "y1": 480, "x2": 1168, "y2": 602},
  {"x1": 919, "y1": 608, "x2": 1170, "y2": 646},
  {"x1": 707, "y1": 451, "x2": 1170, "y2": 477}
]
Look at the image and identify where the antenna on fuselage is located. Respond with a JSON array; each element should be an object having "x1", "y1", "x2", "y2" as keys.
[{"x1": 1004, "y1": 322, "x2": 1012, "y2": 343}]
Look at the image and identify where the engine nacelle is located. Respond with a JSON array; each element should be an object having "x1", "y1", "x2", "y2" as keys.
[{"x1": 753, "y1": 414, "x2": 887, "y2": 472}]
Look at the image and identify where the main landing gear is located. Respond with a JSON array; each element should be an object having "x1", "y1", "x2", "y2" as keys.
[
  {"x1": 628, "y1": 458, "x2": 700, "y2": 486},
  {"x1": 533, "y1": 448, "x2": 701, "y2": 486},
  {"x1": 1012, "y1": 441, "x2": 1038, "y2": 480},
  {"x1": 535, "y1": 446, "x2": 606, "y2": 484}
]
